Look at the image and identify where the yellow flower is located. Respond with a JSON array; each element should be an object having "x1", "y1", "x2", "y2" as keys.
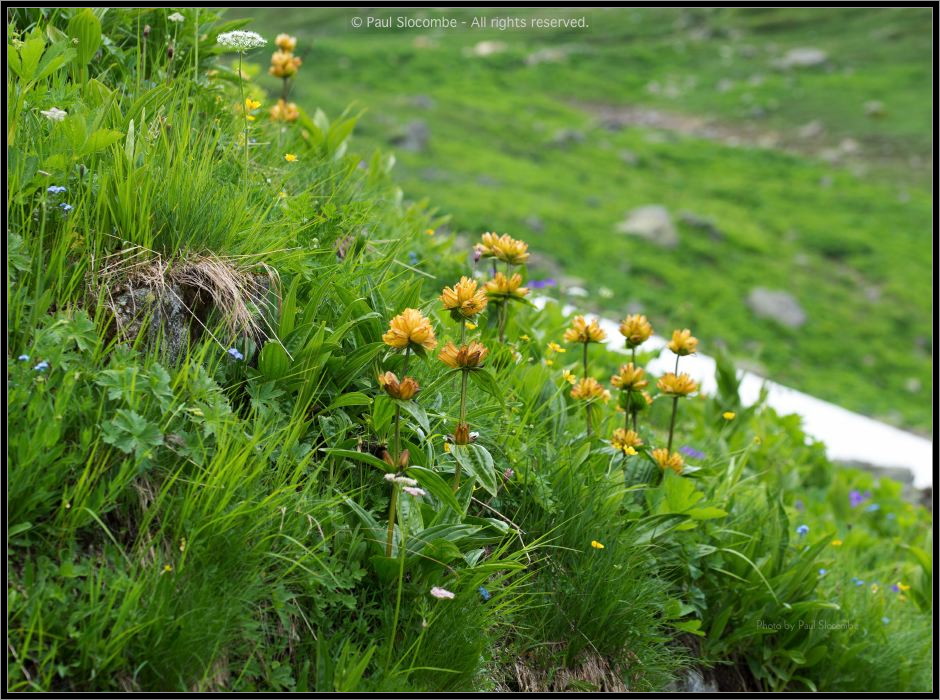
[
  {"x1": 246, "y1": 114, "x2": 256, "y2": 121},
  {"x1": 898, "y1": 594, "x2": 908, "y2": 603},
  {"x1": 619, "y1": 314, "x2": 653, "y2": 347},
  {"x1": 378, "y1": 371, "x2": 420, "y2": 400},
  {"x1": 270, "y1": 98, "x2": 300, "y2": 122},
  {"x1": 611, "y1": 428, "x2": 643, "y2": 456},
  {"x1": 440, "y1": 276, "x2": 488, "y2": 319},
  {"x1": 382, "y1": 308, "x2": 438, "y2": 351},
  {"x1": 831, "y1": 539, "x2": 843, "y2": 547},
  {"x1": 667, "y1": 328, "x2": 698, "y2": 356},
  {"x1": 657, "y1": 372, "x2": 698, "y2": 397},
  {"x1": 545, "y1": 359, "x2": 554, "y2": 367},
  {"x1": 425, "y1": 228, "x2": 436, "y2": 236},
  {"x1": 571, "y1": 377, "x2": 610, "y2": 403},
  {"x1": 478, "y1": 232, "x2": 529, "y2": 265},
  {"x1": 611, "y1": 363, "x2": 648, "y2": 391},
  {"x1": 564, "y1": 315, "x2": 607, "y2": 344},
  {"x1": 284, "y1": 153, "x2": 298, "y2": 162},
  {"x1": 278, "y1": 190, "x2": 288, "y2": 199},
  {"x1": 562, "y1": 369, "x2": 577, "y2": 385},
  {"x1": 275, "y1": 33, "x2": 297, "y2": 52},
  {"x1": 591, "y1": 540, "x2": 605, "y2": 549},
  {"x1": 162, "y1": 564, "x2": 174, "y2": 573},
  {"x1": 465, "y1": 321, "x2": 477, "y2": 330},
  {"x1": 722, "y1": 411, "x2": 736, "y2": 420},
  {"x1": 870, "y1": 583, "x2": 879, "y2": 594},
  {"x1": 269, "y1": 49, "x2": 302, "y2": 78},
  {"x1": 519, "y1": 334, "x2": 530, "y2": 341},
  {"x1": 443, "y1": 442, "x2": 452, "y2": 453},
  {"x1": 244, "y1": 98, "x2": 262, "y2": 110},
  {"x1": 438, "y1": 341, "x2": 489, "y2": 369},
  {"x1": 651, "y1": 448, "x2": 684, "y2": 473},
  {"x1": 548, "y1": 342, "x2": 566, "y2": 353},
  {"x1": 485, "y1": 272, "x2": 529, "y2": 300},
  {"x1": 897, "y1": 582, "x2": 911, "y2": 592}
]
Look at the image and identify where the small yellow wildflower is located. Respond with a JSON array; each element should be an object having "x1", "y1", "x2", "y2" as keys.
[
  {"x1": 723, "y1": 411, "x2": 736, "y2": 420},
  {"x1": 444, "y1": 442, "x2": 452, "y2": 453},
  {"x1": 897, "y1": 582, "x2": 911, "y2": 592},
  {"x1": 246, "y1": 114, "x2": 256, "y2": 121},
  {"x1": 548, "y1": 342, "x2": 566, "y2": 353},
  {"x1": 519, "y1": 334, "x2": 530, "y2": 342},
  {"x1": 564, "y1": 315, "x2": 607, "y2": 344},
  {"x1": 179, "y1": 537, "x2": 187, "y2": 552},
  {"x1": 465, "y1": 321, "x2": 477, "y2": 330},
  {"x1": 278, "y1": 190, "x2": 288, "y2": 199},
  {"x1": 162, "y1": 564, "x2": 174, "y2": 574},
  {"x1": 591, "y1": 540, "x2": 605, "y2": 549},
  {"x1": 245, "y1": 98, "x2": 261, "y2": 110},
  {"x1": 562, "y1": 369, "x2": 577, "y2": 385},
  {"x1": 284, "y1": 153, "x2": 298, "y2": 162},
  {"x1": 611, "y1": 428, "x2": 643, "y2": 456},
  {"x1": 425, "y1": 228, "x2": 436, "y2": 236},
  {"x1": 831, "y1": 539, "x2": 843, "y2": 547},
  {"x1": 545, "y1": 358, "x2": 554, "y2": 367},
  {"x1": 870, "y1": 583, "x2": 879, "y2": 594}
]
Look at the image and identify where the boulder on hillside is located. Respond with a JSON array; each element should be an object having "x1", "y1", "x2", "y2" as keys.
[
  {"x1": 616, "y1": 205, "x2": 679, "y2": 248},
  {"x1": 746, "y1": 287, "x2": 807, "y2": 328}
]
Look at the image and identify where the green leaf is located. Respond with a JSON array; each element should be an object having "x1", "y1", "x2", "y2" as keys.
[
  {"x1": 687, "y1": 506, "x2": 728, "y2": 520},
  {"x1": 407, "y1": 466, "x2": 462, "y2": 514},
  {"x1": 100, "y1": 409, "x2": 163, "y2": 458},
  {"x1": 398, "y1": 399, "x2": 430, "y2": 435},
  {"x1": 327, "y1": 392, "x2": 372, "y2": 410},
  {"x1": 11, "y1": 37, "x2": 46, "y2": 81},
  {"x1": 259, "y1": 341, "x2": 291, "y2": 380},
  {"x1": 671, "y1": 618, "x2": 705, "y2": 636},
  {"x1": 83, "y1": 128, "x2": 123, "y2": 154},
  {"x1": 450, "y1": 443, "x2": 498, "y2": 497},
  {"x1": 67, "y1": 8, "x2": 102, "y2": 66},
  {"x1": 323, "y1": 448, "x2": 391, "y2": 473}
]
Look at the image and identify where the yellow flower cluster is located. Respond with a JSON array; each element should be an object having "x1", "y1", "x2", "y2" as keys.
[
  {"x1": 657, "y1": 372, "x2": 698, "y2": 397},
  {"x1": 485, "y1": 272, "x2": 529, "y2": 300},
  {"x1": 476, "y1": 232, "x2": 529, "y2": 265},
  {"x1": 270, "y1": 98, "x2": 299, "y2": 122},
  {"x1": 619, "y1": 314, "x2": 653, "y2": 348},
  {"x1": 651, "y1": 448, "x2": 684, "y2": 473},
  {"x1": 564, "y1": 315, "x2": 607, "y2": 344},
  {"x1": 440, "y1": 276, "x2": 488, "y2": 319},
  {"x1": 378, "y1": 371, "x2": 420, "y2": 400},
  {"x1": 611, "y1": 362, "x2": 647, "y2": 391},
  {"x1": 270, "y1": 34, "x2": 302, "y2": 78},
  {"x1": 570, "y1": 377, "x2": 611, "y2": 403},
  {"x1": 611, "y1": 428, "x2": 642, "y2": 456},
  {"x1": 667, "y1": 328, "x2": 698, "y2": 356},
  {"x1": 438, "y1": 341, "x2": 489, "y2": 369},
  {"x1": 382, "y1": 308, "x2": 437, "y2": 351}
]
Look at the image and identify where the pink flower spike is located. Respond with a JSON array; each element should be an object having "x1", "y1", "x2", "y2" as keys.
[
  {"x1": 430, "y1": 586, "x2": 455, "y2": 599},
  {"x1": 403, "y1": 486, "x2": 427, "y2": 497}
]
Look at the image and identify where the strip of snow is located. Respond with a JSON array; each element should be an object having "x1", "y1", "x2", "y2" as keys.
[{"x1": 538, "y1": 299, "x2": 933, "y2": 488}]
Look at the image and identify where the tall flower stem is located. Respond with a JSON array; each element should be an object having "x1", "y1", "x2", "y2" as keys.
[
  {"x1": 386, "y1": 348, "x2": 411, "y2": 556},
  {"x1": 238, "y1": 52, "x2": 249, "y2": 191},
  {"x1": 497, "y1": 302, "x2": 507, "y2": 343},
  {"x1": 582, "y1": 341, "x2": 589, "y2": 377},
  {"x1": 385, "y1": 490, "x2": 408, "y2": 670},
  {"x1": 666, "y1": 396, "x2": 679, "y2": 453},
  {"x1": 453, "y1": 369, "x2": 469, "y2": 491},
  {"x1": 585, "y1": 402, "x2": 594, "y2": 437},
  {"x1": 630, "y1": 347, "x2": 638, "y2": 431}
]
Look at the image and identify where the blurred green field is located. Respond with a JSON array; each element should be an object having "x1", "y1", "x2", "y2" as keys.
[{"x1": 238, "y1": 7, "x2": 933, "y2": 430}]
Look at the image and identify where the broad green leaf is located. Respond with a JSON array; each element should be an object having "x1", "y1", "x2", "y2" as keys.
[
  {"x1": 67, "y1": 8, "x2": 102, "y2": 66},
  {"x1": 326, "y1": 392, "x2": 372, "y2": 410},
  {"x1": 407, "y1": 466, "x2": 461, "y2": 514},
  {"x1": 450, "y1": 443, "x2": 498, "y2": 497},
  {"x1": 83, "y1": 128, "x2": 123, "y2": 154}
]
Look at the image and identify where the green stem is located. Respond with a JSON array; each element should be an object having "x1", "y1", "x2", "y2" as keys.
[
  {"x1": 385, "y1": 484, "x2": 399, "y2": 557},
  {"x1": 497, "y1": 302, "x2": 507, "y2": 343},
  {"x1": 238, "y1": 52, "x2": 248, "y2": 192},
  {"x1": 582, "y1": 341, "x2": 589, "y2": 377},
  {"x1": 667, "y1": 396, "x2": 679, "y2": 453},
  {"x1": 586, "y1": 402, "x2": 593, "y2": 437},
  {"x1": 386, "y1": 348, "x2": 411, "y2": 556},
  {"x1": 454, "y1": 370, "x2": 469, "y2": 491},
  {"x1": 193, "y1": 9, "x2": 199, "y2": 76},
  {"x1": 386, "y1": 487, "x2": 407, "y2": 670}
]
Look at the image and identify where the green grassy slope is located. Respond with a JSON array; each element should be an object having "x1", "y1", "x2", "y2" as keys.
[{"x1": 240, "y1": 7, "x2": 933, "y2": 431}]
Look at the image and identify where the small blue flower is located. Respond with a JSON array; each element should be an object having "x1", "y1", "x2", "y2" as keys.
[
  {"x1": 881, "y1": 617, "x2": 890, "y2": 625},
  {"x1": 886, "y1": 512, "x2": 896, "y2": 520},
  {"x1": 794, "y1": 499, "x2": 805, "y2": 512},
  {"x1": 227, "y1": 347, "x2": 244, "y2": 361},
  {"x1": 477, "y1": 586, "x2": 491, "y2": 602},
  {"x1": 33, "y1": 360, "x2": 49, "y2": 371},
  {"x1": 796, "y1": 524, "x2": 809, "y2": 537},
  {"x1": 866, "y1": 503, "x2": 880, "y2": 512},
  {"x1": 891, "y1": 584, "x2": 900, "y2": 593},
  {"x1": 407, "y1": 251, "x2": 419, "y2": 265},
  {"x1": 18, "y1": 354, "x2": 30, "y2": 362},
  {"x1": 818, "y1": 568, "x2": 827, "y2": 576},
  {"x1": 59, "y1": 202, "x2": 73, "y2": 212},
  {"x1": 852, "y1": 577, "x2": 864, "y2": 586},
  {"x1": 47, "y1": 185, "x2": 67, "y2": 194}
]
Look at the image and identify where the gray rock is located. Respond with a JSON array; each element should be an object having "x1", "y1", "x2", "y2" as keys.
[
  {"x1": 776, "y1": 47, "x2": 828, "y2": 69},
  {"x1": 410, "y1": 94, "x2": 435, "y2": 110},
  {"x1": 390, "y1": 120, "x2": 429, "y2": 152},
  {"x1": 616, "y1": 205, "x2": 679, "y2": 248},
  {"x1": 618, "y1": 149, "x2": 640, "y2": 166},
  {"x1": 112, "y1": 282, "x2": 190, "y2": 363},
  {"x1": 551, "y1": 128, "x2": 586, "y2": 146},
  {"x1": 679, "y1": 211, "x2": 723, "y2": 240},
  {"x1": 864, "y1": 100, "x2": 886, "y2": 118},
  {"x1": 665, "y1": 668, "x2": 719, "y2": 694},
  {"x1": 524, "y1": 215, "x2": 544, "y2": 233},
  {"x1": 525, "y1": 47, "x2": 568, "y2": 66},
  {"x1": 746, "y1": 287, "x2": 807, "y2": 328},
  {"x1": 799, "y1": 120, "x2": 825, "y2": 139}
]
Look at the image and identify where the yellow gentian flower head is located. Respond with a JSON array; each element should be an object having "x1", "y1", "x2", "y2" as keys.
[
  {"x1": 492, "y1": 234, "x2": 529, "y2": 265},
  {"x1": 485, "y1": 272, "x2": 529, "y2": 300},
  {"x1": 651, "y1": 448, "x2": 684, "y2": 473},
  {"x1": 438, "y1": 341, "x2": 489, "y2": 369},
  {"x1": 440, "y1": 276, "x2": 488, "y2": 319},
  {"x1": 570, "y1": 377, "x2": 611, "y2": 403},
  {"x1": 564, "y1": 315, "x2": 607, "y2": 344},
  {"x1": 611, "y1": 362, "x2": 648, "y2": 391},
  {"x1": 657, "y1": 372, "x2": 698, "y2": 397},
  {"x1": 269, "y1": 49, "x2": 302, "y2": 78},
  {"x1": 619, "y1": 314, "x2": 653, "y2": 348},
  {"x1": 382, "y1": 308, "x2": 438, "y2": 352},
  {"x1": 667, "y1": 328, "x2": 698, "y2": 356},
  {"x1": 611, "y1": 428, "x2": 643, "y2": 456},
  {"x1": 270, "y1": 98, "x2": 300, "y2": 122},
  {"x1": 275, "y1": 33, "x2": 297, "y2": 52},
  {"x1": 378, "y1": 371, "x2": 420, "y2": 400}
]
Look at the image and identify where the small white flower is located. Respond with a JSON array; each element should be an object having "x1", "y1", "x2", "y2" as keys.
[
  {"x1": 168, "y1": 12, "x2": 185, "y2": 23},
  {"x1": 384, "y1": 473, "x2": 397, "y2": 482},
  {"x1": 216, "y1": 30, "x2": 267, "y2": 52},
  {"x1": 430, "y1": 586, "x2": 455, "y2": 599},
  {"x1": 40, "y1": 107, "x2": 67, "y2": 122},
  {"x1": 402, "y1": 487, "x2": 426, "y2": 498},
  {"x1": 393, "y1": 476, "x2": 418, "y2": 487}
]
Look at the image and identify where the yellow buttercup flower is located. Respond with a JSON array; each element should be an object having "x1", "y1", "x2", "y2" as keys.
[
  {"x1": 611, "y1": 428, "x2": 643, "y2": 456},
  {"x1": 378, "y1": 371, "x2": 420, "y2": 400},
  {"x1": 425, "y1": 228, "x2": 435, "y2": 236},
  {"x1": 519, "y1": 334, "x2": 530, "y2": 341},
  {"x1": 382, "y1": 308, "x2": 438, "y2": 351},
  {"x1": 548, "y1": 342, "x2": 566, "y2": 353},
  {"x1": 162, "y1": 564, "x2": 174, "y2": 573},
  {"x1": 465, "y1": 321, "x2": 477, "y2": 330},
  {"x1": 611, "y1": 363, "x2": 648, "y2": 391},
  {"x1": 438, "y1": 341, "x2": 489, "y2": 369},
  {"x1": 897, "y1": 582, "x2": 911, "y2": 592},
  {"x1": 485, "y1": 272, "x2": 529, "y2": 300},
  {"x1": 571, "y1": 377, "x2": 611, "y2": 403},
  {"x1": 440, "y1": 276, "x2": 488, "y2": 319},
  {"x1": 831, "y1": 539, "x2": 843, "y2": 547},
  {"x1": 284, "y1": 153, "x2": 298, "y2": 162},
  {"x1": 275, "y1": 33, "x2": 297, "y2": 52},
  {"x1": 270, "y1": 98, "x2": 300, "y2": 122},
  {"x1": 619, "y1": 314, "x2": 653, "y2": 347},
  {"x1": 246, "y1": 114, "x2": 256, "y2": 121},
  {"x1": 269, "y1": 49, "x2": 302, "y2": 78},
  {"x1": 245, "y1": 98, "x2": 261, "y2": 110},
  {"x1": 722, "y1": 411, "x2": 736, "y2": 420},
  {"x1": 657, "y1": 372, "x2": 698, "y2": 397},
  {"x1": 651, "y1": 448, "x2": 684, "y2": 473},
  {"x1": 667, "y1": 328, "x2": 698, "y2": 356},
  {"x1": 562, "y1": 369, "x2": 577, "y2": 385},
  {"x1": 591, "y1": 540, "x2": 605, "y2": 549},
  {"x1": 564, "y1": 315, "x2": 607, "y2": 344},
  {"x1": 545, "y1": 358, "x2": 554, "y2": 367}
]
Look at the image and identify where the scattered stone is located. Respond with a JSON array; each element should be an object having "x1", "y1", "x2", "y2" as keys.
[
  {"x1": 551, "y1": 129, "x2": 586, "y2": 146},
  {"x1": 419, "y1": 167, "x2": 450, "y2": 182},
  {"x1": 616, "y1": 205, "x2": 679, "y2": 248},
  {"x1": 679, "y1": 211, "x2": 724, "y2": 240},
  {"x1": 905, "y1": 377, "x2": 922, "y2": 394},
  {"x1": 470, "y1": 40, "x2": 506, "y2": 57},
  {"x1": 775, "y1": 47, "x2": 828, "y2": 69},
  {"x1": 716, "y1": 78, "x2": 735, "y2": 93},
  {"x1": 618, "y1": 149, "x2": 640, "y2": 166},
  {"x1": 839, "y1": 138, "x2": 860, "y2": 154},
  {"x1": 665, "y1": 668, "x2": 719, "y2": 694},
  {"x1": 476, "y1": 174, "x2": 500, "y2": 187},
  {"x1": 410, "y1": 94, "x2": 435, "y2": 110},
  {"x1": 798, "y1": 120, "x2": 825, "y2": 139},
  {"x1": 746, "y1": 287, "x2": 807, "y2": 328},
  {"x1": 819, "y1": 175, "x2": 834, "y2": 188},
  {"x1": 864, "y1": 100, "x2": 886, "y2": 118},
  {"x1": 390, "y1": 120, "x2": 429, "y2": 152},
  {"x1": 525, "y1": 47, "x2": 568, "y2": 66},
  {"x1": 524, "y1": 215, "x2": 544, "y2": 233}
]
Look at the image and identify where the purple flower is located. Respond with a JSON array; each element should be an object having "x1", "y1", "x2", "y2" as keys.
[
  {"x1": 478, "y1": 586, "x2": 491, "y2": 601},
  {"x1": 679, "y1": 445, "x2": 705, "y2": 460},
  {"x1": 794, "y1": 499, "x2": 805, "y2": 512},
  {"x1": 849, "y1": 490, "x2": 871, "y2": 508},
  {"x1": 818, "y1": 568, "x2": 827, "y2": 576},
  {"x1": 59, "y1": 202, "x2": 73, "y2": 212},
  {"x1": 891, "y1": 584, "x2": 900, "y2": 593},
  {"x1": 852, "y1": 577, "x2": 864, "y2": 586},
  {"x1": 528, "y1": 278, "x2": 557, "y2": 289}
]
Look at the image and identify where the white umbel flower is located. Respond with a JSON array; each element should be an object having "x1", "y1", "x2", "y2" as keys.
[
  {"x1": 40, "y1": 107, "x2": 67, "y2": 122},
  {"x1": 168, "y1": 12, "x2": 185, "y2": 23},
  {"x1": 216, "y1": 30, "x2": 267, "y2": 52}
]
